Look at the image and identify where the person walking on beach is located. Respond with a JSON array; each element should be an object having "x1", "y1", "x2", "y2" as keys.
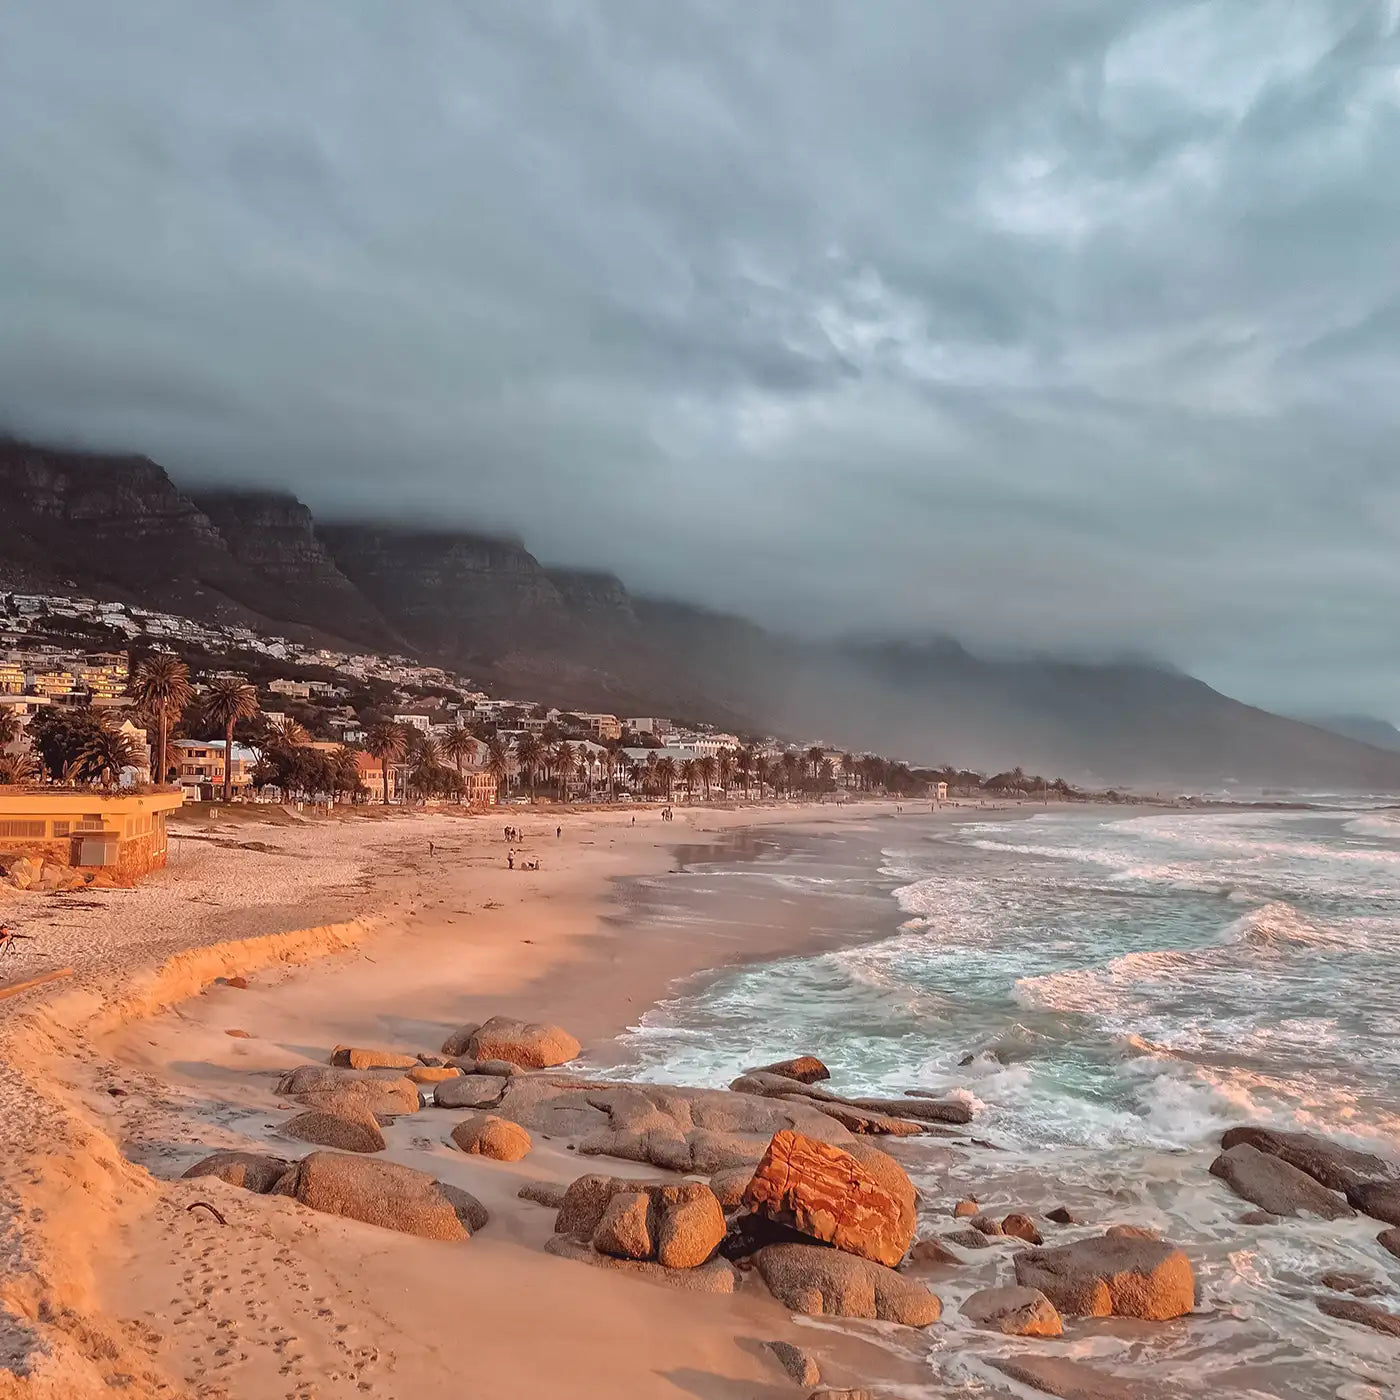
[
  {"x1": 556, "y1": 825, "x2": 562, "y2": 839},
  {"x1": 507, "y1": 850, "x2": 514, "y2": 870}
]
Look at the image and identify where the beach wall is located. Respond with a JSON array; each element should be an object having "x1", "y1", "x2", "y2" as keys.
[{"x1": 0, "y1": 916, "x2": 376, "y2": 1400}]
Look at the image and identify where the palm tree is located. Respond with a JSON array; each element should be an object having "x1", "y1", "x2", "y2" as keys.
[
  {"x1": 680, "y1": 757, "x2": 697, "y2": 799},
  {"x1": 515, "y1": 732, "x2": 542, "y2": 800},
  {"x1": 716, "y1": 749, "x2": 734, "y2": 798},
  {"x1": 270, "y1": 715, "x2": 311, "y2": 747},
  {"x1": 131, "y1": 653, "x2": 192, "y2": 785},
  {"x1": 441, "y1": 727, "x2": 477, "y2": 797},
  {"x1": 841, "y1": 752, "x2": 856, "y2": 792},
  {"x1": 552, "y1": 741, "x2": 574, "y2": 801},
  {"x1": 0, "y1": 708, "x2": 20, "y2": 750},
  {"x1": 696, "y1": 753, "x2": 717, "y2": 799},
  {"x1": 0, "y1": 751, "x2": 37, "y2": 785},
  {"x1": 71, "y1": 719, "x2": 138, "y2": 787},
  {"x1": 202, "y1": 678, "x2": 259, "y2": 801},
  {"x1": 781, "y1": 751, "x2": 802, "y2": 796},
  {"x1": 575, "y1": 746, "x2": 592, "y2": 801},
  {"x1": 751, "y1": 754, "x2": 769, "y2": 800},
  {"x1": 485, "y1": 736, "x2": 510, "y2": 795},
  {"x1": 806, "y1": 745, "x2": 825, "y2": 782},
  {"x1": 655, "y1": 756, "x2": 677, "y2": 803},
  {"x1": 602, "y1": 742, "x2": 620, "y2": 801},
  {"x1": 365, "y1": 722, "x2": 406, "y2": 805}
]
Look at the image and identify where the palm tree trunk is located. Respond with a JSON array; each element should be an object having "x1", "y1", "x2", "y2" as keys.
[
  {"x1": 382, "y1": 760, "x2": 390, "y2": 805},
  {"x1": 157, "y1": 710, "x2": 168, "y2": 787},
  {"x1": 223, "y1": 718, "x2": 234, "y2": 802}
]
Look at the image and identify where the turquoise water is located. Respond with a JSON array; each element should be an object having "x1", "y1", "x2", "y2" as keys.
[{"x1": 607, "y1": 806, "x2": 1400, "y2": 1398}]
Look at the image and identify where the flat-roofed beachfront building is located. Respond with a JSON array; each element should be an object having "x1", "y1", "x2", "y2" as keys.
[{"x1": 0, "y1": 789, "x2": 183, "y2": 880}]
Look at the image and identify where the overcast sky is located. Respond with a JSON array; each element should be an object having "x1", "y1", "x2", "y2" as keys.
[{"x1": 2, "y1": 2, "x2": 1398, "y2": 720}]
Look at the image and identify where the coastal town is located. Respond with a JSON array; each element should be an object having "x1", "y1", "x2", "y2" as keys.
[{"x1": 0, "y1": 586, "x2": 1028, "y2": 824}]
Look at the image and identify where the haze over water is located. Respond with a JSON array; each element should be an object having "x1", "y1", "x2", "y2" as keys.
[{"x1": 609, "y1": 805, "x2": 1400, "y2": 1396}]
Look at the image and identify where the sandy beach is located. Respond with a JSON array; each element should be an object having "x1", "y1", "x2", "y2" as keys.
[{"x1": 0, "y1": 796, "x2": 993, "y2": 1400}]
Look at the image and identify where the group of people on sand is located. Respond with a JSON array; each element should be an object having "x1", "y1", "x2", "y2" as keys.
[
  {"x1": 506, "y1": 848, "x2": 540, "y2": 871},
  {"x1": 660, "y1": 806, "x2": 675, "y2": 821}
]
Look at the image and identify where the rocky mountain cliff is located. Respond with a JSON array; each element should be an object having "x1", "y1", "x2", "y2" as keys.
[{"x1": 3, "y1": 437, "x2": 1399, "y2": 789}]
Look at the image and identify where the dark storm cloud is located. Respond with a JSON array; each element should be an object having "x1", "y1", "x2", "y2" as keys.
[{"x1": 2, "y1": 0, "x2": 1399, "y2": 718}]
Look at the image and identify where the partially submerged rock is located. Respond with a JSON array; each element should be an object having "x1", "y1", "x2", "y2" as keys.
[
  {"x1": 518, "y1": 1181, "x2": 569, "y2": 1209},
  {"x1": 1046, "y1": 1205, "x2": 1079, "y2": 1225},
  {"x1": 754, "y1": 1243, "x2": 941, "y2": 1326},
  {"x1": 1002, "y1": 1212, "x2": 1043, "y2": 1244},
  {"x1": 182, "y1": 1150, "x2": 291, "y2": 1194},
  {"x1": 1379, "y1": 1226, "x2": 1400, "y2": 1259},
  {"x1": 742, "y1": 1129, "x2": 916, "y2": 1266},
  {"x1": 450, "y1": 1113, "x2": 532, "y2": 1161},
  {"x1": 991, "y1": 1355, "x2": 1163, "y2": 1400},
  {"x1": 961, "y1": 1285, "x2": 1063, "y2": 1337},
  {"x1": 1209, "y1": 1144, "x2": 1353, "y2": 1219},
  {"x1": 467, "y1": 1015, "x2": 580, "y2": 1069},
  {"x1": 905, "y1": 1237, "x2": 962, "y2": 1267},
  {"x1": 1317, "y1": 1294, "x2": 1400, "y2": 1337},
  {"x1": 272, "y1": 1152, "x2": 487, "y2": 1241},
  {"x1": 1345, "y1": 1179, "x2": 1400, "y2": 1226},
  {"x1": 282, "y1": 1105, "x2": 386, "y2": 1154},
  {"x1": 1319, "y1": 1270, "x2": 1384, "y2": 1297},
  {"x1": 764, "y1": 1339, "x2": 821, "y2": 1387},
  {"x1": 433, "y1": 1075, "x2": 508, "y2": 1110},
  {"x1": 943, "y1": 1228, "x2": 992, "y2": 1250},
  {"x1": 1220, "y1": 1126, "x2": 1395, "y2": 1194},
  {"x1": 1013, "y1": 1233, "x2": 1194, "y2": 1320},
  {"x1": 330, "y1": 1046, "x2": 418, "y2": 1071},
  {"x1": 749, "y1": 1056, "x2": 830, "y2": 1084}
]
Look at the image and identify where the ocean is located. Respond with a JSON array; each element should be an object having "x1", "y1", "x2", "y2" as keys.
[{"x1": 606, "y1": 804, "x2": 1400, "y2": 1398}]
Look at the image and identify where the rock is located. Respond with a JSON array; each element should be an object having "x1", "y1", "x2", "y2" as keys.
[
  {"x1": 1379, "y1": 1226, "x2": 1400, "y2": 1259},
  {"x1": 407, "y1": 1065, "x2": 462, "y2": 1085},
  {"x1": 1104, "y1": 1224, "x2": 1159, "y2": 1240},
  {"x1": 450, "y1": 1114, "x2": 532, "y2": 1162},
  {"x1": 749, "y1": 1056, "x2": 830, "y2": 1084},
  {"x1": 274, "y1": 1152, "x2": 487, "y2": 1240},
  {"x1": 467, "y1": 1015, "x2": 580, "y2": 1069},
  {"x1": 905, "y1": 1237, "x2": 962, "y2": 1267},
  {"x1": 282, "y1": 1106, "x2": 386, "y2": 1154},
  {"x1": 593, "y1": 1190, "x2": 654, "y2": 1260},
  {"x1": 788, "y1": 1098, "x2": 925, "y2": 1137},
  {"x1": 1345, "y1": 1179, "x2": 1400, "y2": 1226},
  {"x1": 755, "y1": 1243, "x2": 941, "y2": 1326},
  {"x1": 1003, "y1": 1212, "x2": 1043, "y2": 1244},
  {"x1": 542, "y1": 1235, "x2": 738, "y2": 1292},
  {"x1": 329, "y1": 1046, "x2": 418, "y2": 1071},
  {"x1": 1220, "y1": 1126, "x2": 1395, "y2": 1194},
  {"x1": 416, "y1": 1053, "x2": 446, "y2": 1067},
  {"x1": 764, "y1": 1340, "x2": 821, "y2": 1387},
  {"x1": 556, "y1": 1174, "x2": 628, "y2": 1239},
  {"x1": 518, "y1": 1181, "x2": 569, "y2": 1209},
  {"x1": 742, "y1": 1130, "x2": 915, "y2": 1267},
  {"x1": 953, "y1": 1198, "x2": 979, "y2": 1217},
  {"x1": 450, "y1": 1057, "x2": 526, "y2": 1077},
  {"x1": 1209, "y1": 1145, "x2": 1353, "y2": 1219},
  {"x1": 943, "y1": 1228, "x2": 992, "y2": 1249},
  {"x1": 440, "y1": 1023, "x2": 481, "y2": 1057},
  {"x1": 1317, "y1": 1295, "x2": 1400, "y2": 1337},
  {"x1": 846, "y1": 1096, "x2": 973, "y2": 1126},
  {"x1": 182, "y1": 1150, "x2": 291, "y2": 1194},
  {"x1": 1319, "y1": 1270, "x2": 1384, "y2": 1297},
  {"x1": 709, "y1": 1165, "x2": 754, "y2": 1209},
  {"x1": 970, "y1": 1212, "x2": 1004, "y2": 1236},
  {"x1": 1047, "y1": 1205, "x2": 1079, "y2": 1225},
  {"x1": 655, "y1": 1184, "x2": 726, "y2": 1268},
  {"x1": 1238, "y1": 1210, "x2": 1280, "y2": 1225},
  {"x1": 962, "y1": 1285, "x2": 1063, "y2": 1337},
  {"x1": 1013, "y1": 1233, "x2": 1194, "y2": 1320},
  {"x1": 809, "y1": 1392, "x2": 873, "y2": 1400},
  {"x1": 276, "y1": 1066, "x2": 420, "y2": 1117},
  {"x1": 433, "y1": 1075, "x2": 508, "y2": 1110},
  {"x1": 991, "y1": 1356, "x2": 1160, "y2": 1400}
]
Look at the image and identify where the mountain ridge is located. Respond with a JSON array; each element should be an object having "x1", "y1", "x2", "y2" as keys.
[{"x1": 2, "y1": 437, "x2": 1398, "y2": 790}]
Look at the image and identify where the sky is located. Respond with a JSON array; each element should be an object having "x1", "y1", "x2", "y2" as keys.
[{"x1": 1, "y1": 2, "x2": 1398, "y2": 722}]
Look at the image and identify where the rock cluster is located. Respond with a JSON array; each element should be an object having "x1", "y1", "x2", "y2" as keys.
[
  {"x1": 2, "y1": 855, "x2": 119, "y2": 892},
  {"x1": 1013, "y1": 1234, "x2": 1195, "y2": 1321}
]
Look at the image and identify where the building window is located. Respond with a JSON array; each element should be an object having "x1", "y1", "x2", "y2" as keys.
[
  {"x1": 51, "y1": 820, "x2": 71, "y2": 837},
  {"x1": 0, "y1": 820, "x2": 47, "y2": 838}
]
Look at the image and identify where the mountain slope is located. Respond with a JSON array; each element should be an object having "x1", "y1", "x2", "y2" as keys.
[
  {"x1": 1298, "y1": 714, "x2": 1400, "y2": 753},
  {"x1": 3, "y1": 437, "x2": 1398, "y2": 790}
]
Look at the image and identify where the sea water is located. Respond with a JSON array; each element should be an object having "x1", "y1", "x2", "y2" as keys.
[{"x1": 608, "y1": 806, "x2": 1400, "y2": 1398}]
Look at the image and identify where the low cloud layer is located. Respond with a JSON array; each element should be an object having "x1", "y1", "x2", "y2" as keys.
[{"x1": 2, "y1": 1, "x2": 1398, "y2": 720}]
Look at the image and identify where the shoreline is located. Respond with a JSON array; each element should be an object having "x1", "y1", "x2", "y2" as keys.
[{"x1": 1, "y1": 795, "x2": 994, "y2": 1399}]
